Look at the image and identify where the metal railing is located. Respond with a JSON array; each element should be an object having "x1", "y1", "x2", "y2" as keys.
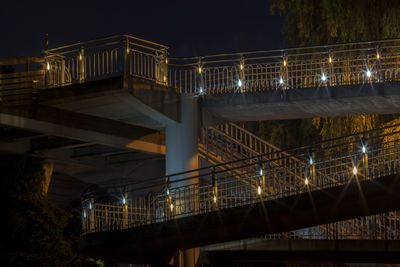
[
  {"x1": 169, "y1": 39, "x2": 400, "y2": 94},
  {"x1": 40, "y1": 36, "x2": 400, "y2": 95},
  {"x1": 44, "y1": 34, "x2": 168, "y2": 87},
  {"x1": 82, "y1": 123, "x2": 400, "y2": 235}
]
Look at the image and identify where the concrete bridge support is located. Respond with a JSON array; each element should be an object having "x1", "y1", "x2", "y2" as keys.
[{"x1": 165, "y1": 94, "x2": 200, "y2": 267}]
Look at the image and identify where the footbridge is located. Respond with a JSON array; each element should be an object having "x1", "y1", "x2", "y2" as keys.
[
  {"x1": 80, "y1": 124, "x2": 400, "y2": 263},
  {"x1": 3, "y1": 34, "x2": 400, "y2": 265}
]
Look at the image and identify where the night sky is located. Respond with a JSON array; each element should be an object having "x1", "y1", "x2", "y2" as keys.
[{"x1": 0, "y1": 0, "x2": 284, "y2": 59}]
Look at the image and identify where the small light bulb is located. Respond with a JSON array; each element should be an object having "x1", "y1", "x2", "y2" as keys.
[
  {"x1": 46, "y1": 62, "x2": 50, "y2": 70},
  {"x1": 122, "y1": 197, "x2": 126, "y2": 205},
  {"x1": 79, "y1": 54, "x2": 82, "y2": 61},
  {"x1": 89, "y1": 202, "x2": 92, "y2": 210},
  {"x1": 238, "y1": 79, "x2": 242, "y2": 87},
  {"x1": 321, "y1": 73, "x2": 326, "y2": 81},
  {"x1": 83, "y1": 210, "x2": 86, "y2": 218},
  {"x1": 240, "y1": 64, "x2": 244, "y2": 70},
  {"x1": 362, "y1": 145, "x2": 366, "y2": 154},
  {"x1": 170, "y1": 203, "x2": 174, "y2": 211},
  {"x1": 376, "y1": 53, "x2": 380, "y2": 60},
  {"x1": 279, "y1": 78, "x2": 284, "y2": 85},
  {"x1": 165, "y1": 58, "x2": 168, "y2": 64},
  {"x1": 353, "y1": 166, "x2": 358, "y2": 175},
  {"x1": 310, "y1": 158, "x2": 313, "y2": 165},
  {"x1": 283, "y1": 60, "x2": 287, "y2": 67},
  {"x1": 163, "y1": 75, "x2": 167, "y2": 82},
  {"x1": 199, "y1": 87, "x2": 203, "y2": 94},
  {"x1": 257, "y1": 185, "x2": 262, "y2": 195},
  {"x1": 126, "y1": 47, "x2": 130, "y2": 54},
  {"x1": 366, "y1": 70, "x2": 371, "y2": 78},
  {"x1": 305, "y1": 178, "x2": 309, "y2": 185},
  {"x1": 329, "y1": 57, "x2": 332, "y2": 63},
  {"x1": 166, "y1": 188, "x2": 170, "y2": 196},
  {"x1": 213, "y1": 195, "x2": 217, "y2": 203},
  {"x1": 259, "y1": 168, "x2": 263, "y2": 176},
  {"x1": 198, "y1": 67, "x2": 202, "y2": 74}
]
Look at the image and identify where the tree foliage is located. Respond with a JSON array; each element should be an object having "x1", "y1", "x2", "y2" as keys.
[
  {"x1": 268, "y1": 0, "x2": 400, "y2": 140},
  {"x1": 0, "y1": 156, "x2": 91, "y2": 266}
]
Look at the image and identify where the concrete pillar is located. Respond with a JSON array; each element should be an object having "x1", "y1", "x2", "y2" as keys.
[
  {"x1": 166, "y1": 94, "x2": 199, "y2": 181},
  {"x1": 166, "y1": 95, "x2": 200, "y2": 267},
  {"x1": 42, "y1": 162, "x2": 53, "y2": 195}
]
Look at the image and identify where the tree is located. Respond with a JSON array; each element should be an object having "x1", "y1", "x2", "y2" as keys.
[
  {"x1": 269, "y1": 0, "x2": 400, "y2": 140},
  {"x1": 0, "y1": 156, "x2": 94, "y2": 266}
]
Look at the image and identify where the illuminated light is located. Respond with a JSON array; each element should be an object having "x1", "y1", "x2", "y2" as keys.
[
  {"x1": 46, "y1": 62, "x2": 50, "y2": 70},
  {"x1": 199, "y1": 87, "x2": 203, "y2": 94},
  {"x1": 166, "y1": 188, "x2": 170, "y2": 196},
  {"x1": 122, "y1": 196, "x2": 126, "y2": 205},
  {"x1": 321, "y1": 73, "x2": 327, "y2": 81},
  {"x1": 279, "y1": 78, "x2": 284, "y2": 85},
  {"x1": 305, "y1": 178, "x2": 309, "y2": 185},
  {"x1": 126, "y1": 47, "x2": 130, "y2": 54},
  {"x1": 213, "y1": 195, "x2": 217, "y2": 203},
  {"x1": 257, "y1": 185, "x2": 262, "y2": 195},
  {"x1": 198, "y1": 67, "x2": 202, "y2": 74},
  {"x1": 259, "y1": 168, "x2": 263, "y2": 176},
  {"x1": 170, "y1": 203, "x2": 174, "y2": 212},
  {"x1": 329, "y1": 57, "x2": 332, "y2": 63},
  {"x1": 309, "y1": 157, "x2": 313, "y2": 165},
  {"x1": 238, "y1": 79, "x2": 243, "y2": 87},
  {"x1": 353, "y1": 166, "x2": 358, "y2": 175},
  {"x1": 165, "y1": 58, "x2": 168, "y2": 64},
  {"x1": 362, "y1": 145, "x2": 366, "y2": 154},
  {"x1": 89, "y1": 202, "x2": 92, "y2": 210},
  {"x1": 163, "y1": 75, "x2": 167, "y2": 82},
  {"x1": 376, "y1": 53, "x2": 380, "y2": 60},
  {"x1": 366, "y1": 70, "x2": 371, "y2": 78},
  {"x1": 79, "y1": 54, "x2": 82, "y2": 61},
  {"x1": 283, "y1": 60, "x2": 287, "y2": 67},
  {"x1": 83, "y1": 210, "x2": 87, "y2": 218},
  {"x1": 240, "y1": 64, "x2": 244, "y2": 70}
]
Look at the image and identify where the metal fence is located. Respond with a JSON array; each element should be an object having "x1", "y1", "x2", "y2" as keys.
[
  {"x1": 82, "y1": 123, "x2": 400, "y2": 236},
  {"x1": 44, "y1": 34, "x2": 168, "y2": 87},
  {"x1": 41, "y1": 37, "x2": 400, "y2": 95}
]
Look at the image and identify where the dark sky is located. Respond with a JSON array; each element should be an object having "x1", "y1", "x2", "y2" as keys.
[{"x1": 0, "y1": 0, "x2": 284, "y2": 59}]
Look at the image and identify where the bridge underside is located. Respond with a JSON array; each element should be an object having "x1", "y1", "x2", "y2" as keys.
[
  {"x1": 79, "y1": 174, "x2": 400, "y2": 264},
  {"x1": 203, "y1": 239, "x2": 400, "y2": 265},
  {"x1": 203, "y1": 82, "x2": 400, "y2": 125}
]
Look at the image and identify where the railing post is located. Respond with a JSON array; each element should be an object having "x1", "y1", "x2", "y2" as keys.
[
  {"x1": 89, "y1": 197, "x2": 95, "y2": 232},
  {"x1": 212, "y1": 166, "x2": 218, "y2": 210},
  {"x1": 78, "y1": 46, "x2": 85, "y2": 83},
  {"x1": 124, "y1": 38, "x2": 131, "y2": 80},
  {"x1": 156, "y1": 48, "x2": 168, "y2": 85},
  {"x1": 122, "y1": 192, "x2": 128, "y2": 229},
  {"x1": 239, "y1": 56, "x2": 245, "y2": 92}
]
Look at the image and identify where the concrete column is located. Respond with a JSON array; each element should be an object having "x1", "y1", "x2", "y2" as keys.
[
  {"x1": 166, "y1": 94, "x2": 200, "y2": 267},
  {"x1": 166, "y1": 94, "x2": 199, "y2": 180},
  {"x1": 42, "y1": 162, "x2": 54, "y2": 195}
]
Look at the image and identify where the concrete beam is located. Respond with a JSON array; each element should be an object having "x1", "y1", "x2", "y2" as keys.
[
  {"x1": 0, "y1": 105, "x2": 165, "y2": 154},
  {"x1": 202, "y1": 82, "x2": 400, "y2": 125},
  {"x1": 79, "y1": 174, "x2": 400, "y2": 264}
]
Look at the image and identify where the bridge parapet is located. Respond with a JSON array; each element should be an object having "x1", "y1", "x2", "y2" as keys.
[
  {"x1": 81, "y1": 122, "x2": 400, "y2": 235},
  {"x1": 44, "y1": 34, "x2": 169, "y2": 87}
]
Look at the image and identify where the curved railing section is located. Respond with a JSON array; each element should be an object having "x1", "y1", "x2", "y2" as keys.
[{"x1": 82, "y1": 124, "x2": 400, "y2": 235}]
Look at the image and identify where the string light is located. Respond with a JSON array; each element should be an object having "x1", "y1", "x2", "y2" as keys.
[
  {"x1": 213, "y1": 195, "x2": 217, "y2": 203},
  {"x1": 46, "y1": 62, "x2": 50, "y2": 70},
  {"x1": 257, "y1": 185, "x2": 262, "y2": 195},
  {"x1": 122, "y1": 196, "x2": 126, "y2": 205},
  {"x1": 279, "y1": 78, "x2": 284, "y2": 85},
  {"x1": 305, "y1": 178, "x2": 309, "y2": 185},
  {"x1": 79, "y1": 54, "x2": 83, "y2": 61},
  {"x1": 329, "y1": 56, "x2": 332, "y2": 63},
  {"x1": 309, "y1": 157, "x2": 313, "y2": 165},
  {"x1": 198, "y1": 67, "x2": 202, "y2": 74},
  {"x1": 240, "y1": 64, "x2": 244, "y2": 70},
  {"x1": 89, "y1": 202, "x2": 92, "y2": 210},
  {"x1": 170, "y1": 203, "x2": 174, "y2": 212},
  {"x1": 259, "y1": 168, "x2": 263, "y2": 176},
  {"x1": 238, "y1": 79, "x2": 243, "y2": 87},
  {"x1": 366, "y1": 69, "x2": 371, "y2": 78},
  {"x1": 283, "y1": 60, "x2": 287, "y2": 67},
  {"x1": 199, "y1": 87, "x2": 203, "y2": 94},
  {"x1": 376, "y1": 53, "x2": 380, "y2": 60},
  {"x1": 362, "y1": 145, "x2": 366, "y2": 154}
]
